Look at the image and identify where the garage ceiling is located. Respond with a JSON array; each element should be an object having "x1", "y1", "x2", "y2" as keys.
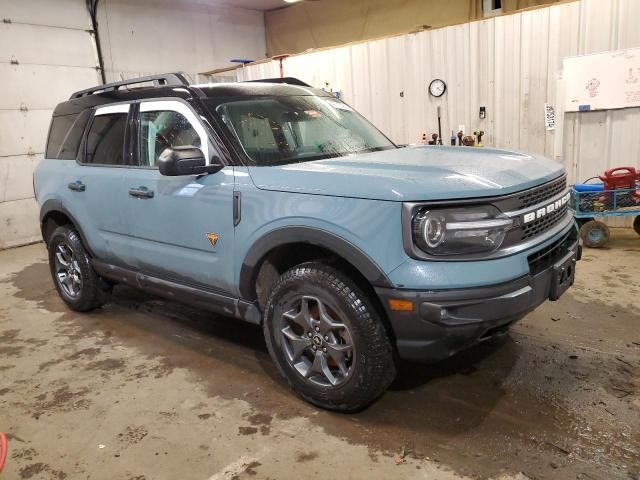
[{"x1": 213, "y1": 0, "x2": 294, "y2": 11}]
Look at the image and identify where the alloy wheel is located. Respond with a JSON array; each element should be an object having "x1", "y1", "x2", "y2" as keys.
[
  {"x1": 54, "y1": 243, "x2": 82, "y2": 297},
  {"x1": 278, "y1": 295, "x2": 355, "y2": 387}
]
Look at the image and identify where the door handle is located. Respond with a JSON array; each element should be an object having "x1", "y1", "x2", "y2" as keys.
[
  {"x1": 67, "y1": 181, "x2": 85, "y2": 192},
  {"x1": 129, "y1": 186, "x2": 154, "y2": 199}
]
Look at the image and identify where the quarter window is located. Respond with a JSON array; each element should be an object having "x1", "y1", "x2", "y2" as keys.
[
  {"x1": 138, "y1": 110, "x2": 201, "y2": 167},
  {"x1": 84, "y1": 113, "x2": 128, "y2": 165},
  {"x1": 46, "y1": 114, "x2": 76, "y2": 159},
  {"x1": 46, "y1": 110, "x2": 91, "y2": 160}
]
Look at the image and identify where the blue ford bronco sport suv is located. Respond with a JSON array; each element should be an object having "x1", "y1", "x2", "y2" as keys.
[{"x1": 35, "y1": 73, "x2": 580, "y2": 411}]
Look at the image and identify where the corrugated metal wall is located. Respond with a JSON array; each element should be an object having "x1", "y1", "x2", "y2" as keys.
[
  {"x1": 238, "y1": 0, "x2": 640, "y2": 194},
  {"x1": 562, "y1": 0, "x2": 640, "y2": 191}
]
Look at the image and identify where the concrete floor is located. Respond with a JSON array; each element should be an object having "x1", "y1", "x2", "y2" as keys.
[{"x1": 0, "y1": 231, "x2": 639, "y2": 480}]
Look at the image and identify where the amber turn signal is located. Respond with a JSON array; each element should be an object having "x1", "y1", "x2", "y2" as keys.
[{"x1": 388, "y1": 299, "x2": 414, "y2": 312}]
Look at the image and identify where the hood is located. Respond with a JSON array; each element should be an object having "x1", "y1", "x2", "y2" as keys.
[{"x1": 247, "y1": 145, "x2": 565, "y2": 202}]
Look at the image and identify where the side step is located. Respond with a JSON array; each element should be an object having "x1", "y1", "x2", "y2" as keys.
[{"x1": 92, "y1": 260, "x2": 261, "y2": 325}]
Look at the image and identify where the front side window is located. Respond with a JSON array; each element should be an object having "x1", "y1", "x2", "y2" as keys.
[
  {"x1": 138, "y1": 110, "x2": 201, "y2": 167},
  {"x1": 84, "y1": 112, "x2": 127, "y2": 165},
  {"x1": 213, "y1": 95, "x2": 395, "y2": 166}
]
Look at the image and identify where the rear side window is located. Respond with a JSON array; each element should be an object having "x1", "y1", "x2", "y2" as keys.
[
  {"x1": 46, "y1": 110, "x2": 91, "y2": 160},
  {"x1": 84, "y1": 113, "x2": 128, "y2": 165},
  {"x1": 46, "y1": 115, "x2": 75, "y2": 158}
]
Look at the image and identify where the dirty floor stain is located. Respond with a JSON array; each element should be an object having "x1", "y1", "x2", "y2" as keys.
[{"x1": 0, "y1": 232, "x2": 639, "y2": 479}]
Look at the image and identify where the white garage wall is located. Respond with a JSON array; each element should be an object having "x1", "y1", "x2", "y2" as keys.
[
  {"x1": 1, "y1": 0, "x2": 266, "y2": 250},
  {"x1": 237, "y1": 0, "x2": 640, "y2": 188},
  {"x1": 97, "y1": 0, "x2": 266, "y2": 83},
  {"x1": 0, "y1": 0, "x2": 100, "y2": 249}
]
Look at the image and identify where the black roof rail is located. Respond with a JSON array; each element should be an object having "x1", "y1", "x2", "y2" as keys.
[
  {"x1": 70, "y1": 73, "x2": 190, "y2": 99},
  {"x1": 243, "y1": 77, "x2": 311, "y2": 87}
]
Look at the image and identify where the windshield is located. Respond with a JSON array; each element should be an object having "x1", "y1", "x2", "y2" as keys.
[{"x1": 214, "y1": 95, "x2": 395, "y2": 166}]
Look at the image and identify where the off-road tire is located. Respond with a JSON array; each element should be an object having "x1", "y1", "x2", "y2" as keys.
[
  {"x1": 579, "y1": 220, "x2": 610, "y2": 248},
  {"x1": 634, "y1": 216, "x2": 640, "y2": 235},
  {"x1": 48, "y1": 226, "x2": 110, "y2": 311},
  {"x1": 263, "y1": 262, "x2": 396, "y2": 412}
]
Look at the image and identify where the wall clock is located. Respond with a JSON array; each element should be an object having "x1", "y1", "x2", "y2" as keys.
[{"x1": 429, "y1": 79, "x2": 446, "y2": 97}]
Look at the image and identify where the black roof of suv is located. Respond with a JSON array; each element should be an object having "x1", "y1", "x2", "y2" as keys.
[{"x1": 54, "y1": 73, "x2": 326, "y2": 116}]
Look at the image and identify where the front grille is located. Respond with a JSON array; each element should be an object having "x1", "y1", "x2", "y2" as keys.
[
  {"x1": 498, "y1": 174, "x2": 570, "y2": 246},
  {"x1": 516, "y1": 174, "x2": 567, "y2": 209},
  {"x1": 521, "y1": 203, "x2": 569, "y2": 240},
  {"x1": 527, "y1": 229, "x2": 574, "y2": 274}
]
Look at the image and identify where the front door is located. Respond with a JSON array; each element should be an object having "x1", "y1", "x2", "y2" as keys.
[{"x1": 124, "y1": 99, "x2": 236, "y2": 295}]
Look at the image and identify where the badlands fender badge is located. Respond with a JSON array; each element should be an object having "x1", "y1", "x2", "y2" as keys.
[
  {"x1": 522, "y1": 192, "x2": 570, "y2": 224},
  {"x1": 206, "y1": 233, "x2": 220, "y2": 247}
]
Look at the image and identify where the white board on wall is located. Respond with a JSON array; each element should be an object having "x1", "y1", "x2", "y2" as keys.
[{"x1": 563, "y1": 47, "x2": 640, "y2": 112}]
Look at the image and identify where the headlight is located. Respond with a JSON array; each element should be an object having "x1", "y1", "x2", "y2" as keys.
[{"x1": 412, "y1": 205, "x2": 513, "y2": 256}]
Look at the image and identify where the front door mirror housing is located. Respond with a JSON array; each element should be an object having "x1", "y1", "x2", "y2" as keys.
[{"x1": 158, "y1": 146, "x2": 224, "y2": 176}]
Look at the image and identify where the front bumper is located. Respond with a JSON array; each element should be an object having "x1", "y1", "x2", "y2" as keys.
[{"x1": 376, "y1": 229, "x2": 581, "y2": 363}]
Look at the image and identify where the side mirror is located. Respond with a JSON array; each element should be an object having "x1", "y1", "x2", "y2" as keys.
[{"x1": 158, "y1": 146, "x2": 224, "y2": 176}]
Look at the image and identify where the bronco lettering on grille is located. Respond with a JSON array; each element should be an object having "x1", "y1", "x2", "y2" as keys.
[{"x1": 522, "y1": 192, "x2": 570, "y2": 224}]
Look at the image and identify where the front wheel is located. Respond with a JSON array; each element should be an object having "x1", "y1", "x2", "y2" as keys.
[
  {"x1": 48, "y1": 226, "x2": 110, "y2": 311},
  {"x1": 634, "y1": 216, "x2": 640, "y2": 235},
  {"x1": 263, "y1": 263, "x2": 396, "y2": 412}
]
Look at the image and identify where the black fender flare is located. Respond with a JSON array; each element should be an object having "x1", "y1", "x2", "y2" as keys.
[
  {"x1": 238, "y1": 226, "x2": 392, "y2": 300},
  {"x1": 39, "y1": 199, "x2": 96, "y2": 257}
]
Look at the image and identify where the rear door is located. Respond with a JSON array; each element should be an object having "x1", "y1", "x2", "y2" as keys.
[
  {"x1": 124, "y1": 99, "x2": 236, "y2": 294},
  {"x1": 66, "y1": 103, "x2": 137, "y2": 267}
]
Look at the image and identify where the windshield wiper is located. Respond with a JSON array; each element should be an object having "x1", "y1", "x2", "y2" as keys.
[
  {"x1": 263, "y1": 146, "x2": 394, "y2": 166},
  {"x1": 358, "y1": 146, "x2": 394, "y2": 153},
  {"x1": 265, "y1": 152, "x2": 343, "y2": 166}
]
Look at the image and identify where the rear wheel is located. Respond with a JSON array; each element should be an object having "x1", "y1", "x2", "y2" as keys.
[
  {"x1": 634, "y1": 216, "x2": 640, "y2": 235},
  {"x1": 263, "y1": 263, "x2": 396, "y2": 412},
  {"x1": 579, "y1": 220, "x2": 610, "y2": 248},
  {"x1": 48, "y1": 226, "x2": 110, "y2": 311}
]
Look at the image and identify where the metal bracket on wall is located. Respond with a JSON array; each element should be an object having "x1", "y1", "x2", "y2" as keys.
[{"x1": 86, "y1": 0, "x2": 106, "y2": 84}]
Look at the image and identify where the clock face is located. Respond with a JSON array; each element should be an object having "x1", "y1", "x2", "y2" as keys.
[{"x1": 429, "y1": 79, "x2": 446, "y2": 97}]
